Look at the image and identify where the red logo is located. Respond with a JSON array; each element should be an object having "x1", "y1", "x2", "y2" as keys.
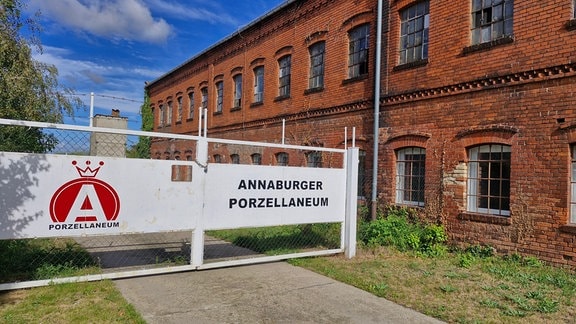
[{"x1": 49, "y1": 160, "x2": 120, "y2": 223}]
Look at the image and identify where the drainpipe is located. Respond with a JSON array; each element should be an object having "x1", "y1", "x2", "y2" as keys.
[{"x1": 371, "y1": 0, "x2": 383, "y2": 220}]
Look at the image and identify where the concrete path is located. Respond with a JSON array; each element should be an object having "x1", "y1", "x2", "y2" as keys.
[{"x1": 114, "y1": 261, "x2": 444, "y2": 324}]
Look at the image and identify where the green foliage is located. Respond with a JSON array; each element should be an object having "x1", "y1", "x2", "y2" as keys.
[
  {"x1": 0, "y1": 0, "x2": 81, "y2": 152},
  {"x1": 209, "y1": 223, "x2": 341, "y2": 255},
  {"x1": 358, "y1": 206, "x2": 447, "y2": 256},
  {"x1": 0, "y1": 239, "x2": 97, "y2": 282},
  {"x1": 127, "y1": 91, "x2": 153, "y2": 158}
]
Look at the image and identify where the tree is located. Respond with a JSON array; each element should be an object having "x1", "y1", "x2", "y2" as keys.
[
  {"x1": 0, "y1": 0, "x2": 80, "y2": 152},
  {"x1": 126, "y1": 91, "x2": 152, "y2": 158}
]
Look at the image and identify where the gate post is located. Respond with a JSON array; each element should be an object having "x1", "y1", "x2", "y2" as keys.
[
  {"x1": 345, "y1": 148, "x2": 359, "y2": 258},
  {"x1": 191, "y1": 137, "x2": 209, "y2": 267}
]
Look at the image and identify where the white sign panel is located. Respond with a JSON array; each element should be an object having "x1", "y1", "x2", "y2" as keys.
[
  {"x1": 0, "y1": 152, "x2": 201, "y2": 239},
  {"x1": 203, "y1": 164, "x2": 346, "y2": 230}
]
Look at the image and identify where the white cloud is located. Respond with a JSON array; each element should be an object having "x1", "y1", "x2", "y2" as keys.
[
  {"x1": 32, "y1": 45, "x2": 161, "y2": 114},
  {"x1": 28, "y1": 0, "x2": 172, "y2": 44},
  {"x1": 143, "y1": 0, "x2": 237, "y2": 25}
]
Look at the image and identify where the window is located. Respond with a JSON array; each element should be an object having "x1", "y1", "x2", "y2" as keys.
[
  {"x1": 159, "y1": 104, "x2": 164, "y2": 127},
  {"x1": 253, "y1": 66, "x2": 264, "y2": 103},
  {"x1": 276, "y1": 152, "x2": 289, "y2": 166},
  {"x1": 233, "y1": 74, "x2": 242, "y2": 108},
  {"x1": 166, "y1": 101, "x2": 173, "y2": 126},
  {"x1": 396, "y1": 147, "x2": 425, "y2": 206},
  {"x1": 471, "y1": 0, "x2": 514, "y2": 45},
  {"x1": 176, "y1": 96, "x2": 183, "y2": 122},
  {"x1": 231, "y1": 154, "x2": 240, "y2": 164},
  {"x1": 571, "y1": 146, "x2": 576, "y2": 223},
  {"x1": 467, "y1": 144, "x2": 511, "y2": 216},
  {"x1": 309, "y1": 42, "x2": 325, "y2": 89},
  {"x1": 213, "y1": 154, "x2": 222, "y2": 163},
  {"x1": 348, "y1": 24, "x2": 370, "y2": 78},
  {"x1": 215, "y1": 81, "x2": 223, "y2": 113},
  {"x1": 201, "y1": 87, "x2": 208, "y2": 111},
  {"x1": 399, "y1": 1, "x2": 429, "y2": 65},
  {"x1": 278, "y1": 55, "x2": 291, "y2": 97},
  {"x1": 307, "y1": 151, "x2": 322, "y2": 168},
  {"x1": 188, "y1": 91, "x2": 194, "y2": 119},
  {"x1": 251, "y1": 153, "x2": 262, "y2": 165}
]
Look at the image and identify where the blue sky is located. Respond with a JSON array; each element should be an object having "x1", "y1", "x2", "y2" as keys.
[{"x1": 25, "y1": 0, "x2": 286, "y2": 130}]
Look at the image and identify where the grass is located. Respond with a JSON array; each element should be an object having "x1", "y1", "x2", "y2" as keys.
[
  {"x1": 3, "y1": 210, "x2": 576, "y2": 323},
  {"x1": 289, "y1": 247, "x2": 576, "y2": 323},
  {"x1": 0, "y1": 280, "x2": 145, "y2": 323}
]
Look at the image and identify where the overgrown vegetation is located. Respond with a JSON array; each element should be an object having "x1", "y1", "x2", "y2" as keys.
[
  {"x1": 0, "y1": 238, "x2": 99, "y2": 283},
  {"x1": 358, "y1": 206, "x2": 447, "y2": 256},
  {"x1": 208, "y1": 223, "x2": 341, "y2": 255},
  {"x1": 289, "y1": 206, "x2": 576, "y2": 322}
]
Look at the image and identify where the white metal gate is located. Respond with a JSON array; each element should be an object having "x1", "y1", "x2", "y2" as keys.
[{"x1": 0, "y1": 118, "x2": 357, "y2": 290}]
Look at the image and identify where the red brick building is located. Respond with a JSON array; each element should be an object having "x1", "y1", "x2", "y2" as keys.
[{"x1": 146, "y1": 0, "x2": 576, "y2": 266}]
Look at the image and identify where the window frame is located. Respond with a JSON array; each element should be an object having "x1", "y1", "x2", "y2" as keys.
[
  {"x1": 306, "y1": 151, "x2": 322, "y2": 168},
  {"x1": 278, "y1": 55, "x2": 291, "y2": 97},
  {"x1": 253, "y1": 66, "x2": 264, "y2": 104},
  {"x1": 396, "y1": 147, "x2": 426, "y2": 207},
  {"x1": 187, "y1": 91, "x2": 195, "y2": 120},
  {"x1": 399, "y1": 1, "x2": 429, "y2": 65},
  {"x1": 201, "y1": 87, "x2": 208, "y2": 111},
  {"x1": 251, "y1": 153, "x2": 262, "y2": 165},
  {"x1": 348, "y1": 24, "x2": 370, "y2": 79},
  {"x1": 176, "y1": 96, "x2": 183, "y2": 122},
  {"x1": 166, "y1": 101, "x2": 173, "y2": 126},
  {"x1": 231, "y1": 154, "x2": 240, "y2": 164},
  {"x1": 215, "y1": 81, "x2": 223, "y2": 113},
  {"x1": 308, "y1": 42, "x2": 325, "y2": 90},
  {"x1": 233, "y1": 74, "x2": 242, "y2": 108},
  {"x1": 467, "y1": 144, "x2": 511, "y2": 216},
  {"x1": 159, "y1": 103, "x2": 165, "y2": 127},
  {"x1": 276, "y1": 152, "x2": 289, "y2": 166},
  {"x1": 471, "y1": 0, "x2": 514, "y2": 45}
]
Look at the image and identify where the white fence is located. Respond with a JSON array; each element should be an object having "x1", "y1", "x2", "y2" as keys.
[{"x1": 0, "y1": 118, "x2": 358, "y2": 290}]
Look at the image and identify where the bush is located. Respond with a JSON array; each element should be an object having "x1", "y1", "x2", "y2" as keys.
[{"x1": 358, "y1": 206, "x2": 447, "y2": 256}]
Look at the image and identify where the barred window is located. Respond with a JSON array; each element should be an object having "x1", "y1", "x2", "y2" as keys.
[
  {"x1": 467, "y1": 144, "x2": 511, "y2": 216},
  {"x1": 399, "y1": 1, "x2": 429, "y2": 64},
  {"x1": 396, "y1": 147, "x2": 425, "y2": 206},
  {"x1": 276, "y1": 152, "x2": 289, "y2": 166},
  {"x1": 307, "y1": 151, "x2": 322, "y2": 168},
  {"x1": 471, "y1": 0, "x2": 514, "y2": 45},
  {"x1": 251, "y1": 153, "x2": 262, "y2": 165}
]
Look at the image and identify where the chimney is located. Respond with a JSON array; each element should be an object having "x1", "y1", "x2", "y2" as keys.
[{"x1": 111, "y1": 109, "x2": 120, "y2": 117}]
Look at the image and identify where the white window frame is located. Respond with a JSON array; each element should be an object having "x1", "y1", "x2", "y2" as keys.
[
  {"x1": 176, "y1": 96, "x2": 182, "y2": 122},
  {"x1": 187, "y1": 91, "x2": 194, "y2": 119},
  {"x1": 396, "y1": 147, "x2": 426, "y2": 207},
  {"x1": 467, "y1": 144, "x2": 511, "y2": 216}
]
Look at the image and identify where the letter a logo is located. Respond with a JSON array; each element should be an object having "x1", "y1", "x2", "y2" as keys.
[{"x1": 50, "y1": 161, "x2": 120, "y2": 223}]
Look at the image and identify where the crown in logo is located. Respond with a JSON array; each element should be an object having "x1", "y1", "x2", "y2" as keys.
[{"x1": 72, "y1": 160, "x2": 104, "y2": 177}]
